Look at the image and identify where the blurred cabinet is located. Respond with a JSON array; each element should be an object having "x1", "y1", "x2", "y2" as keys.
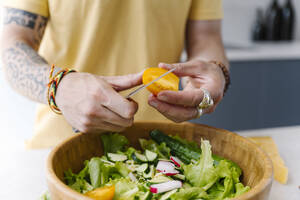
[{"x1": 191, "y1": 59, "x2": 300, "y2": 131}]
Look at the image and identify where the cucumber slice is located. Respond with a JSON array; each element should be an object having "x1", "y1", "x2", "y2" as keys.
[
  {"x1": 160, "y1": 189, "x2": 178, "y2": 200},
  {"x1": 173, "y1": 174, "x2": 185, "y2": 181},
  {"x1": 143, "y1": 165, "x2": 154, "y2": 179},
  {"x1": 138, "y1": 191, "x2": 152, "y2": 200},
  {"x1": 134, "y1": 152, "x2": 148, "y2": 162},
  {"x1": 107, "y1": 153, "x2": 127, "y2": 162},
  {"x1": 149, "y1": 174, "x2": 172, "y2": 184},
  {"x1": 145, "y1": 150, "x2": 158, "y2": 162},
  {"x1": 136, "y1": 163, "x2": 149, "y2": 173},
  {"x1": 158, "y1": 158, "x2": 171, "y2": 162}
]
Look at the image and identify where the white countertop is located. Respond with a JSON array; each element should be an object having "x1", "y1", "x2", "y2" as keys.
[{"x1": 226, "y1": 41, "x2": 300, "y2": 62}]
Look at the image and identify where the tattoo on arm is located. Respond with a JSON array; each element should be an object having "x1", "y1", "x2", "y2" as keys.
[
  {"x1": 2, "y1": 42, "x2": 50, "y2": 103},
  {"x1": 3, "y1": 7, "x2": 48, "y2": 46},
  {"x1": 4, "y1": 8, "x2": 38, "y2": 28},
  {"x1": 2, "y1": 8, "x2": 51, "y2": 103}
]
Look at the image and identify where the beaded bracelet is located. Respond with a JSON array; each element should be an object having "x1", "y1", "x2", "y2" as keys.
[
  {"x1": 209, "y1": 61, "x2": 231, "y2": 95},
  {"x1": 47, "y1": 64, "x2": 76, "y2": 114}
]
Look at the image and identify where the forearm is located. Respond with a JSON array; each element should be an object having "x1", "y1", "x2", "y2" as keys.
[
  {"x1": 1, "y1": 40, "x2": 53, "y2": 104},
  {"x1": 0, "y1": 7, "x2": 61, "y2": 104},
  {"x1": 186, "y1": 20, "x2": 229, "y2": 69}
]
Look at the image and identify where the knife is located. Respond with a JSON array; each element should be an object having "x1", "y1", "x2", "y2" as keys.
[
  {"x1": 72, "y1": 68, "x2": 176, "y2": 133},
  {"x1": 126, "y1": 67, "x2": 176, "y2": 99}
]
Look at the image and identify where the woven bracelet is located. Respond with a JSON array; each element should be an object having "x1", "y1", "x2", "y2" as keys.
[
  {"x1": 47, "y1": 64, "x2": 76, "y2": 114},
  {"x1": 209, "y1": 61, "x2": 231, "y2": 95}
]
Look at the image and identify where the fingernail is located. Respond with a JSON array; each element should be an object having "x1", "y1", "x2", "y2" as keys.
[
  {"x1": 158, "y1": 63, "x2": 165, "y2": 67},
  {"x1": 149, "y1": 100, "x2": 158, "y2": 107},
  {"x1": 157, "y1": 94, "x2": 167, "y2": 101}
]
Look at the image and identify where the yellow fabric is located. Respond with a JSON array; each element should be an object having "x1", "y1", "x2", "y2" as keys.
[
  {"x1": 3, "y1": 0, "x2": 223, "y2": 149},
  {"x1": 249, "y1": 137, "x2": 288, "y2": 184}
]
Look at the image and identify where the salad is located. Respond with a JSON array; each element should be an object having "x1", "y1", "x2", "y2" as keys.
[{"x1": 64, "y1": 130, "x2": 250, "y2": 200}]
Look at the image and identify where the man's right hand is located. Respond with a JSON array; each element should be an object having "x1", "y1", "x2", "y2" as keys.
[{"x1": 55, "y1": 72, "x2": 143, "y2": 133}]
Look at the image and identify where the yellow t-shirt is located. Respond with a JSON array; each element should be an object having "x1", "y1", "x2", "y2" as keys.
[{"x1": 3, "y1": 0, "x2": 223, "y2": 149}]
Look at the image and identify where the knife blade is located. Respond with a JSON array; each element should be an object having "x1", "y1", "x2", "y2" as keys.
[{"x1": 126, "y1": 67, "x2": 176, "y2": 99}]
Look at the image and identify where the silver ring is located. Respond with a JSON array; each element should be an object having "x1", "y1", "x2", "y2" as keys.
[
  {"x1": 196, "y1": 89, "x2": 214, "y2": 118},
  {"x1": 196, "y1": 108, "x2": 204, "y2": 118}
]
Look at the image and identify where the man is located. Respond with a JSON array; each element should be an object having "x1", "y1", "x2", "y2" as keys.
[{"x1": 1, "y1": 0, "x2": 228, "y2": 148}]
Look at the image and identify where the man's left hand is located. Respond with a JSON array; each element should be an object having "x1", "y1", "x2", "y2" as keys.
[{"x1": 148, "y1": 59, "x2": 226, "y2": 123}]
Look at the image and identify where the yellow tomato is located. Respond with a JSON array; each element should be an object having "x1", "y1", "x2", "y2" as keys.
[
  {"x1": 84, "y1": 185, "x2": 115, "y2": 200},
  {"x1": 142, "y1": 67, "x2": 179, "y2": 96}
]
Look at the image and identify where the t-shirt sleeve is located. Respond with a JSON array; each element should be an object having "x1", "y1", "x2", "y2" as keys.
[
  {"x1": 2, "y1": 0, "x2": 49, "y2": 17},
  {"x1": 189, "y1": 0, "x2": 223, "y2": 20}
]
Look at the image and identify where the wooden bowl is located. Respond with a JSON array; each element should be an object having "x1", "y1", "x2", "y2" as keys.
[{"x1": 46, "y1": 122, "x2": 273, "y2": 200}]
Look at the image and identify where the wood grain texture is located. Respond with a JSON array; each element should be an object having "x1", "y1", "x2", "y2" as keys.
[{"x1": 46, "y1": 122, "x2": 273, "y2": 200}]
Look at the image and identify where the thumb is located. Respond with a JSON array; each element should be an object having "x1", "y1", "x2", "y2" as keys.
[
  {"x1": 101, "y1": 71, "x2": 143, "y2": 92},
  {"x1": 158, "y1": 60, "x2": 208, "y2": 77}
]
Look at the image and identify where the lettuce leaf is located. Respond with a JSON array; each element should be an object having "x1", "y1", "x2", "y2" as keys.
[
  {"x1": 64, "y1": 160, "x2": 93, "y2": 193},
  {"x1": 170, "y1": 187, "x2": 207, "y2": 200},
  {"x1": 101, "y1": 133, "x2": 129, "y2": 154},
  {"x1": 88, "y1": 157, "x2": 102, "y2": 188},
  {"x1": 88, "y1": 157, "x2": 129, "y2": 188},
  {"x1": 234, "y1": 183, "x2": 250, "y2": 197},
  {"x1": 206, "y1": 160, "x2": 249, "y2": 199},
  {"x1": 183, "y1": 139, "x2": 218, "y2": 191},
  {"x1": 139, "y1": 138, "x2": 170, "y2": 158},
  {"x1": 109, "y1": 178, "x2": 139, "y2": 200},
  {"x1": 115, "y1": 162, "x2": 130, "y2": 177},
  {"x1": 39, "y1": 191, "x2": 51, "y2": 200}
]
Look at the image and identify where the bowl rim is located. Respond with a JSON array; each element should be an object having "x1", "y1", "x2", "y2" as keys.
[{"x1": 46, "y1": 121, "x2": 273, "y2": 200}]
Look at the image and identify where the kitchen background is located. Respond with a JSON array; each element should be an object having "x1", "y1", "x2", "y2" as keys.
[
  {"x1": 0, "y1": 0, "x2": 299, "y2": 199},
  {"x1": 192, "y1": 0, "x2": 300, "y2": 130}
]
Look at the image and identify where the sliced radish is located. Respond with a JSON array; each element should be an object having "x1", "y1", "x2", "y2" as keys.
[
  {"x1": 164, "y1": 169, "x2": 180, "y2": 176},
  {"x1": 150, "y1": 180, "x2": 182, "y2": 193},
  {"x1": 129, "y1": 172, "x2": 137, "y2": 182},
  {"x1": 170, "y1": 156, "x2": 183, "y2": 167},
  {"x1": 156, "y1": 161, "x2": 175, "y2": 172},
  {"x1": 156, "y1": 160, "x2": 179, "y2": 175}
]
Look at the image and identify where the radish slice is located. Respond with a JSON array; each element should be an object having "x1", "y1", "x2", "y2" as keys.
[
  {"x1": 156, "y1": 161, "x2": 175, "y2": 172},
  {"x1": 156, "y1": 160, "x2": 179, "y2": 175},
  {"x1": 170, "y1": 156, "x2": 183, "y2": 167},
  {"x1": 164, "y1": 169, "x2": 180, "y2": 176},
  {"x1": 150, "y1": 180, "x2": 182, "y2": 193},
  {"x1": 129, "y1": 172, "x2": 137, "y2": 182}
]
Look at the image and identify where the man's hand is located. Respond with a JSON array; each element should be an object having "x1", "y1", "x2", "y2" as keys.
[
  {"x1": 56, "y1": 72, "x2": 143, "y2": 133},
  {"x1": 148, "y1": 60, "x2": 225, "y2": 123}
]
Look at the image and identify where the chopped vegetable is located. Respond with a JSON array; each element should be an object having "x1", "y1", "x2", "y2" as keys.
[
  {"x1": 64, "y1": 131, "x2": 250, "y2": 200},
  {"x1": 156, "y1": 160, "x2": 179, "y2": 176},
  {"x1": 170, "y1": 187, "x2": 207, "y2": 199},
  {"x1": 156, "y1": 161, "x2": 175, "y2": 172},
  {"x1": 128, "y1": 172, "x2": 137, "y2": 182},
  {"x1": 150, "y1": 129, "x2": 201, "y2": 164},
  {"x1": 100, "y1": 133, "x2": 129, "y2": 154},
  {"x1": 107, "y1": 153, "x2": 128, "y2": 162},
  {"x1": 170, "y1": 156, "x2": 183, "y2": 167},
  {"x1": 84, "y1": 185, "x2": 115, "y2": 200},
  {"x1": 150, "y1": 180, "x2": 182, "y2": 193},
  {"x1": 136, "y1": 163, "x2": 148, "y2": 173},
  {"x1": 88, "y1": 158, "x2": 102, "y2": 188},
  {"x1": 133, "y1": 152, "x2": 148, "y2": 162},
  {"x1": 145, "y1": 150, "x2": 158, "y2": 162},
  {"x1": 143, "y1": 165, "x2": 155, "y2": 179}
]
